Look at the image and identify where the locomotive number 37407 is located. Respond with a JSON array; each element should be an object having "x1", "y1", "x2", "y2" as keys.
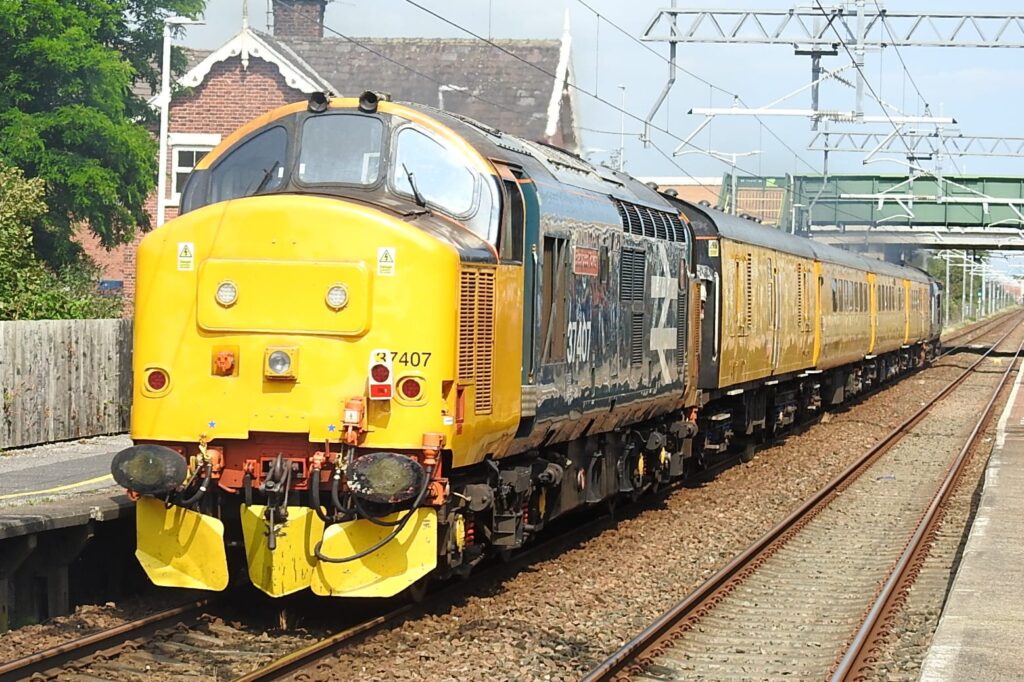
[{"x1": 567, "y1": 319, "x2": 592, "y2": 362}]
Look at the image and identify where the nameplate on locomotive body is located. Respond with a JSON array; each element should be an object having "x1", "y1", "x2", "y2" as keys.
[{"x1": 573, "y1": 246, "x2": 600, "y2": 277}]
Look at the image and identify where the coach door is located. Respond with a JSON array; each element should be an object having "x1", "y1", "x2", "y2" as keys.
[{"x1": 769, "y1": 258, "x2": 781, "y2": 371}]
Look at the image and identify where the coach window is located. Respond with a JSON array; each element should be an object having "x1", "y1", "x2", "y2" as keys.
[
  {"x1": 299, "y1": 114, "x2": 383, "y2": 185},
  {"x1": 208, "y1": 126, "x2": 288, "y2": 204}
]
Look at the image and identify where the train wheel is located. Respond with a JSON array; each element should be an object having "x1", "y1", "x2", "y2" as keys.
[
  {"x1": 739, "y1": 441, "x2": 756, "y2": 464},
  {"x1": 605, "y1": 495, "x2": 619, "y2": 522},
  {"x1": 406, "y1": 576, "x2": 430, "y2": 603}
]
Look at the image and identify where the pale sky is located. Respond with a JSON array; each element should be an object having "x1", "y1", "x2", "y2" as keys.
[{"x1": 180, "y1": 1, "x2": 1024, "y2": 182}]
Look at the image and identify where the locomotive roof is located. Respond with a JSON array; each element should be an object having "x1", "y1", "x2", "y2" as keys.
[
  {"x1": 406, "y1": 103, "x2": 677, "y2": 212},
  {"x1": 403, "y1": 103, "x2": 931, "y2": 284}
]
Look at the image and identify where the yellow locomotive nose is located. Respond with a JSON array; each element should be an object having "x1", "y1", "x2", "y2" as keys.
[
  {"x1": 132, "y1": 193, "x2": 459, "y2": 446},
  {"x1": 128, "y1": 192, "x2": 462, "y2": 597}
]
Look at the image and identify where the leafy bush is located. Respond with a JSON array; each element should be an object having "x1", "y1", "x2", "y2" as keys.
[{"x1": 0, "y1": 164, "x2": 121, "y2": 319}]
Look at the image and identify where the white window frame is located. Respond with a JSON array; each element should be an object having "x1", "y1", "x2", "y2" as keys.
[
  {"x1": 169, "y1": 146, "x2": 212, "y2": 206},
  {"x1": 166, "y1": 132, "x2": 221, "y2": 207}
]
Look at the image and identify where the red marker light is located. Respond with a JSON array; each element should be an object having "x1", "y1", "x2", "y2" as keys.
[
  {"x1": 367, "y1": 350, "x2": 393, "y2": 401},
  {"x1": 369, "y1": 383, "x2": 392, "y2": 399},
  {"x1": 400, "y1": 378, "x2": 422, "y2": 400},
  {"x1": 370, "y1": 363, "x2": 390, "y2": 383},
  {"x1": 147, "y1": 370, "x2": 168, "y2": 391}
]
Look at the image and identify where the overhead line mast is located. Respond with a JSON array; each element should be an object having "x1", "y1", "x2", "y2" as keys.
[{"x1": 641, "y1": 5, "x2": 1024, "y2": 128}]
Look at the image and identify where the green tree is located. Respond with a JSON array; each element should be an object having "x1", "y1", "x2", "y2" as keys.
[
  {"x1": 0, "y1": 0, "x2": 203, "y2": 267},
  {"x1": 0, "y1": 164, "x2": 120, "y2": 319},
  {"x1": 926, "y1": 250, "x2": 1005, "y2": 327}
]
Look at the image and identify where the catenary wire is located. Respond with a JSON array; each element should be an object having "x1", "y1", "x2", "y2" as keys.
[
  {"x1": 275, "y1": 0, "x2": 869, "y2": 224},
  {"x1": 572, "y1": 0, "x2": 828, "y2": 177},
  {"x1": 401, "y1": 0, "x2": 869, "y2": 222}
]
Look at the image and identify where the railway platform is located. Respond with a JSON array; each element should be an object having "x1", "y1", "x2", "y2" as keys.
[
  {"x1": 919, "y1": 358, "x2": 1024, "y2": 680},
  {"x1": 0, "y1": 435, "x2": 135, "y2": 631}
]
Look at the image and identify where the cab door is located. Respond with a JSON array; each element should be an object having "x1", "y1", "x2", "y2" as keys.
[{"x1": 492, "y1": 162, "x2": 535, "y2": 384}]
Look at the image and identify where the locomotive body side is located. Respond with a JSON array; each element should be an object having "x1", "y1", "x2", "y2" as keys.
[{"x1": 116, "y1": 95, "x2": 705, "y2": 600}]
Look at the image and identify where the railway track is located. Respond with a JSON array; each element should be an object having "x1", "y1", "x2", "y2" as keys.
[
  {"x1": 231, "y1": 318, "x2": 1024, "y2": 682},
  {"x1": 227, "y1": 504, "x2": 630, "y2": 682},
  {"x1": 581, "y1": 313, "x2": 1024, "y2": 682},
  {"x1": 939, "y1": 308, "x2": 1014, "y2": 351},
  {"x1": 0, "y1": 599, "x2": 213, "y2": 682},
  {"x1": 2, "y1": 313, "x2": 1013, "y2": 681}
]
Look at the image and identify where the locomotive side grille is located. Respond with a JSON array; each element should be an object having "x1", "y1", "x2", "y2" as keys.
[
  {"x1": 625, "y1": 203, "x2": 643, "y2": 236},
  {"x1": 691, "y1": 280, "x2": 701, "y2": 366},
  {"x1": 458, "y1": 266, "x2": 495, "y2": 414},
  {"x1": 630, "y1": 312, "x2": 644, "y2": 367},
  {"x1": 668, "y1": 213, "x2": 684, "y2": 241},
  {"x1": 620, "y1": 248, "x2": 646, "y2": 302},
  {"x1": 640, "y1": 208, "x2": 656, "y2": 238},
  {"x1": 676, "y1": 288, "x2": 687, "y2": 371},
  {"x1": 653, "y1": 212, "x2": 668, "y2": 240},
  {"x1": 661, "y1": 212, "x2": 674, "y2": 241},
  {"x1": 613, "y1": 199, "x2": 686, "y2": 242}
]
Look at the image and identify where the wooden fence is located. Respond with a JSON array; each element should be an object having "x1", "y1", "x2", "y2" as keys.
[{"x1": 0, "y1": 319, "x2": 133, "y2": 450}]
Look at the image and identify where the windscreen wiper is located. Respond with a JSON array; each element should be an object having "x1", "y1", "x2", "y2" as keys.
[
  {"x1": 249, "y1": 160, "x2": 281, "y2": 196},
  {"x1": 402, "y1": 163, "x2": 428, "y2": 208}
]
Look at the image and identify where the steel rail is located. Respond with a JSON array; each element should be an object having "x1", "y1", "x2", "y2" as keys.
[
  {"x1": 230, "y1": 606, "x2": 415, "y2": 682},
  {"x1": 0, "y1": 598, "x2": 213, "y2": 682},
  {"x1": 939, "y1": 309, "x2": 1017, "y2": 351},
  {"x1": 934, "y1": 312, "x2": 1016, "y2": 362},
  {"x1": 580, "y1": 313, "x2": 1022, "y2": 682},
  {"x1": 230, "y1": 501, "x2": 631, "y2": 681},
  {"x1": 832, "y1": 332, "x2": 1024, "y2": 679}
]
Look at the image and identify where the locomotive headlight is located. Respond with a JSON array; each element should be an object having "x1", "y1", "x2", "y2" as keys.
[
  {"x1": 268, "y1": 351, "x2": 291, "y2": 374},
  {"x1": 264, "y1": 347, "x2": 298, "y2": 380},
  {"x1": 215, "y1": 281, "x2": 238, "y2": 307},
  {"x1": 347, "y1": 452, "x2": 427, "y2": 505},
  {"x1": 325, "y1": 284, "x2": 349, "y2": 310}
]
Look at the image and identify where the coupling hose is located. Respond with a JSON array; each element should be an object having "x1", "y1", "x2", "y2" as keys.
[{"x1": 314, "y1": 466, "x2": 433, "y2": 564}]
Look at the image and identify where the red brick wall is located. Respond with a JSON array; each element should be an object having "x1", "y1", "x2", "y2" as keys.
[
  {"x1": 272, "y1": 0, "x2": 326, "y2": 39},
  {"x1": 107, "y1": 56, "x2": 304, "y2": 316}
]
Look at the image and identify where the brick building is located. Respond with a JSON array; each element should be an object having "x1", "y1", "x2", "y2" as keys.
[{"x1": 80, "y1": 0, "x2": 580, "y2": 313}]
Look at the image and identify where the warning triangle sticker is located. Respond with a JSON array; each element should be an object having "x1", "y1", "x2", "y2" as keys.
[
  {"x1": 379, "y1": 250, "x2": 393, "y2": 263},
  {"x1": 179, "y1": 244, "x2": 192, "y2": 258}
]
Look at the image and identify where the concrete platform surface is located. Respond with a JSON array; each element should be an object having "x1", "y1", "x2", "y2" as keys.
[
  {"x1": 919, "y1": 362, "x2": 1024, "y2": 681},
  {"x1": 0, "y1": 489, "x2": 134, "y2": 540},
  {"x1": 0, "y1": 434, "x2": 129, "y2": 509}
]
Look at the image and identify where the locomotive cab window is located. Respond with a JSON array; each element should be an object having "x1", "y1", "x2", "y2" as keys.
[
  {"x1": 392, "y1": 127, "x2": 477, "y2": 218},
  {"x1": 298, "y1": 114, "x2": 384, "y2": 186},
  {"x1": 207, "y1": 126, "x2": 288, "y2": 205}
]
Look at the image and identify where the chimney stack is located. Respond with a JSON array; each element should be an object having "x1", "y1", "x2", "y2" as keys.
[{"x1": 272, "y1": 0, "x2": 327, "y2": 39}]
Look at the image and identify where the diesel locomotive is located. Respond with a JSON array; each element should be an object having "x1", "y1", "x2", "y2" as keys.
[{"x1": 112, "y1": 91, "x2": 941, "y2": 599}]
